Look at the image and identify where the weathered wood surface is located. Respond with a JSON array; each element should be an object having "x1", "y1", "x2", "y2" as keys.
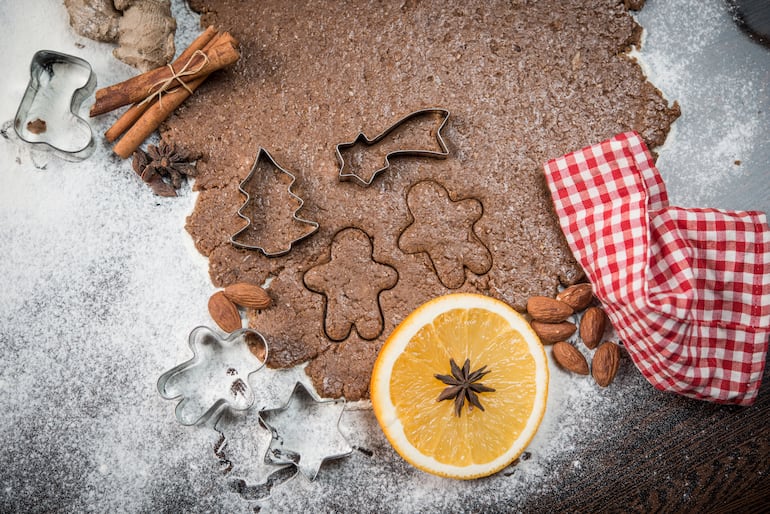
[{"x1": 525, "y1": 372, "x2": 770, "y2": 512}]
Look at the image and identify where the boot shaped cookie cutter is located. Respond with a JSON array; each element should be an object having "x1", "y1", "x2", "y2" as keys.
[
  {"x1": 335, "y1": 107, "x2": 450, "y2": 186},
  {"x1": 14, "y1": 50, "x2": 97, "y2": 161},
  {"x1": 230, "y1": 148, "x2": 320, "y2": 257},
  {"x1": 157, "y1": 326, "x2": 269, "y2": 426}
]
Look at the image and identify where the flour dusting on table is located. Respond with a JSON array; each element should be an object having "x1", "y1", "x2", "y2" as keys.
[{"x1": 0, "y1": 0, "x2": 767, "y2": 511}]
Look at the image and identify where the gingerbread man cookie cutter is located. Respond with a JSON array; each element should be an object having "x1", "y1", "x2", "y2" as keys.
[
  {"x1": 157, "y1": 326, "x2": 269, "y2": 426},
  {"x1": 335, "y1": 108, "x2": 450, "y2": 187}
]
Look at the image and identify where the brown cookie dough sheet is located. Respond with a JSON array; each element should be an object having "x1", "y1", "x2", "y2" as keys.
[{"x1": 164, "y1": 0, "x2": 679, "y2": 400}]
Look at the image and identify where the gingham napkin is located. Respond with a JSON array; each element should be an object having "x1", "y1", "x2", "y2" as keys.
[{"x1": 543, "y1": 132, "x2": 770, "y2": 405}]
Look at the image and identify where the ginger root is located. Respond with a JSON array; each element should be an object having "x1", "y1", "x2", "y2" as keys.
[
  {"x1": 65, "y1": 0, "x2": 176, "y2": 72},
  {"x1": 113, "y1": 0, "x2": 176, "y2": 71},
  {"x1": 63, "y1": 0, "x2": 120, "y2": 42}
]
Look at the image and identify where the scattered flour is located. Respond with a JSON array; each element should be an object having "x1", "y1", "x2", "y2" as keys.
[
  {"x1": 0, "y1": 0, "x2": 767, "y2": 512},
  {"x1": 633, "y1": 0, "x2": 770, "y2": 213}
]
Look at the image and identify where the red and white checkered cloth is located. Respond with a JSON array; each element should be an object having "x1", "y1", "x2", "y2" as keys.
[{"x1": 543, "y1": 132, "x2": 770, "y2": 405}]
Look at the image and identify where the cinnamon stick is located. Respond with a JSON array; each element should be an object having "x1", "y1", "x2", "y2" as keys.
[
  {"x1": 112, "y1": 32, "x2": 235, "y2": 159},
  {"x1": 105, "y1": 26, "x2": 218, "y2": 143},
  {"x1": 91, "y1": 32, "x2": 239, "y2": 117}
]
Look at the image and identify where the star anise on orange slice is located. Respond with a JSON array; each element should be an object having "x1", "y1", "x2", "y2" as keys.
[{"x1": 435, "y1": 358, "x2": 496, "y2": 417}]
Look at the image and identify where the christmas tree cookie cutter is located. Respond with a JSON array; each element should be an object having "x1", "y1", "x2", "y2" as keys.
[
  {"x1": 335, "y1": 107, "x2": 450, "y2": 186},
  {"x1": 14, "y1": 50, "x2": 97, "y2": 161},
  {"x1": 230, "y1": 147, "x2": 319, "y2": 257},
  {"x1": 157, "y1": 326, "x2": 269, "y2": 426}
]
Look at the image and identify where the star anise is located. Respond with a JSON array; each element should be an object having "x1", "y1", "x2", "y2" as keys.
[
  {"x1": 132, "y1": 147, "x2": 176, "y2": 197},
  {"x1": 435, "y1": 358, "x2": 496, "y2": 417},
  {"x1": 131, "y1": 139, "x2": 198, "y2": 196}
]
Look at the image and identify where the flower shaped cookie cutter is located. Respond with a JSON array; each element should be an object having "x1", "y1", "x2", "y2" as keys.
[{"x1": 158, "y1": 326, "x2": 269, "y2": 426}]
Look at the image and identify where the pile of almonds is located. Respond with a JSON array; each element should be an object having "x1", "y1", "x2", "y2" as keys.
[
  {"x1": 208, "y1": 282, "x2": 272, "y2": 332},
  {"x1": 526, "y1": 283, "x2": 621, "y2": 387}
]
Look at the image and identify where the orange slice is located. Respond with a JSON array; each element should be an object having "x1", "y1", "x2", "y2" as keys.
[{"x1": 370, "y1": 293, "x2": 548, "y2": 479}]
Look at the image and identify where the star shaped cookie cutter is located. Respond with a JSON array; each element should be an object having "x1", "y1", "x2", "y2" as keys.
[
  {"x1": 213, "y1": 410, "x2": 296, "y2": 499},
  {"x1": 335, "y1": 107, "x2": 450, "y2": 186},
  {"x1": 259, "y1": 382, "x2": 352, "y2": 481},
  {"x1": 230, "y1": 147, "x2": 319, "y2": 257},
  {"x1": 157, "y1": 326, "x2": 269, "y2": 426}
]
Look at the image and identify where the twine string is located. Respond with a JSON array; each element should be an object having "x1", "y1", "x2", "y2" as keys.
[{"x1": 139, "y1": 50, "x2": 210, "y2": 107}]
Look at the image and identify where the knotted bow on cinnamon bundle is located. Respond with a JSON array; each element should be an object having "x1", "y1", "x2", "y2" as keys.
[
  {"x1": 543, "y1": 132, "x2": 770, "y2": 405},
  {"x1": 91, "y1": 26, "x2": 239, "y2": 159}
]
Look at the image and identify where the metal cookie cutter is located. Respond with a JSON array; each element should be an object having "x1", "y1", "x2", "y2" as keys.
[
  {"x1": 336, "y1": 108, "x2": 450, "y2": 186},
  {"x1": 157, "y1": 326, "x2": 269, "y2": 426},
  {"x1": 230, "y1": 148, "x2": 319, "y2": 257},
  {"x1": 14, "y1": 50, "x2": 97, "y2": 161},
  {"x1": 259, "y1": 382, "x2": 352, "y2": 481},
  {"x1": 210, "y1": 369, "x2": 320, "y2": 498}
]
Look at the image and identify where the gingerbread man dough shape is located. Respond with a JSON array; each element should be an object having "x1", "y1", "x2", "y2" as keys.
[
  {"x1": 399, "y1": 180, "x2": 492, "y2": 289},
  {"x1": 304, "y1": 228, "x2": 398, "y2": 341}
]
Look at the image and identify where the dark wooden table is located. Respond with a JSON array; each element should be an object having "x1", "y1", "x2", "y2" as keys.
[{"x1": 526, "y1": 367, "x2": 770, "y2": 512}]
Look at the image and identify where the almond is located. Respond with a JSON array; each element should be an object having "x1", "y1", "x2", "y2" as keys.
[
  {"x1": 208, "y1": 291, "x2": 242, "y2": 333},
  {"x1": 556, "y1": 283, "x2": 594, "y2": 311},
  {"x1": 552, "y1": 341, "x2": 589, "y2": 375},
  {"x1": 223, "y1": 282, "x2": 271, "y2": 309},
  {"x1": 592, "y1": 341, "x2": 621, "y2": 387},
  {"x1": 530, "y1": 320, "x2": 577, "y2": 344},
  {"x1": 527, "y1": 296, "x2": 573, "y2": 323},
  {"x1": 579, "y1": 306, "x2": 606, "y2": 349}
]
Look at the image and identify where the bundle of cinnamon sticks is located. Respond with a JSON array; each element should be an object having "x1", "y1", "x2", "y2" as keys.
[{"x1": 92, "y1": 27, "x2": 239, "y2": 159}]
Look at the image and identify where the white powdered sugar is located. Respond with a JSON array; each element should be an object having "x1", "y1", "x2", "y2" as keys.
[{"x1": 0, "y1": 0, "x2": 767, "y2": 512}]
